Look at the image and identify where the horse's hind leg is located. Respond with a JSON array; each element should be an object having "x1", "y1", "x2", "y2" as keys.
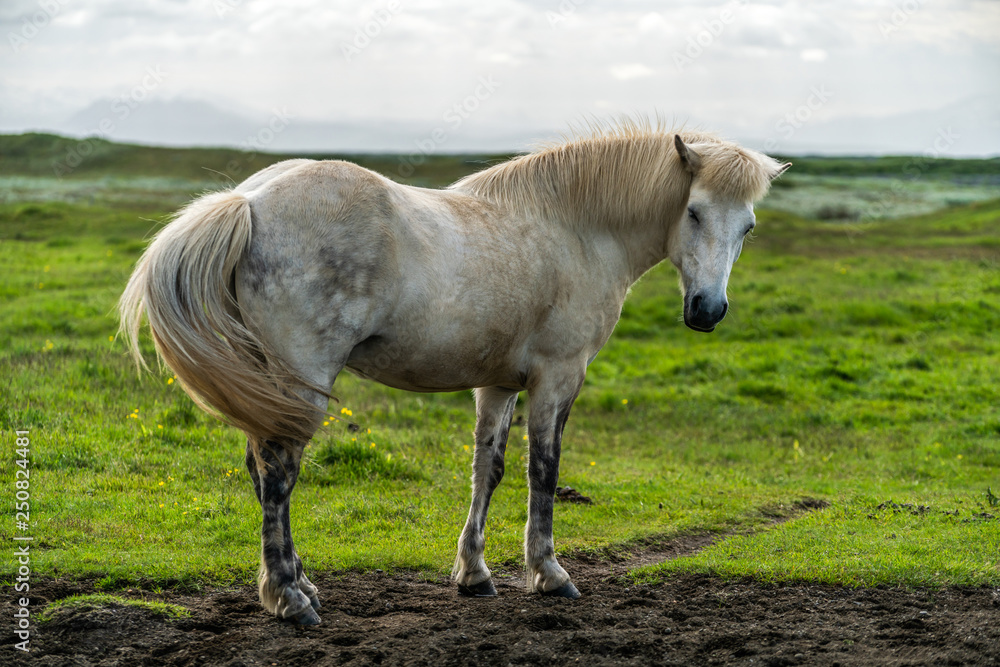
[
  {"x1": 245, "y1": 439, "x2": 321, "y2": 619},
  {"x1": 453, "y1": 386, "x2": 518, "y2": 596},
  {"x1": 238, "y1": 341, "x2": 345, "y2": 625},
  {"x1": 245, "y1": 437, "x2": 323, "y2": 624}
]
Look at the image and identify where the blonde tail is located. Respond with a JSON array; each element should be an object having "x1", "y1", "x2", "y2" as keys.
[{"x1": 119, "y1": 191, "x2": 323, "y2": 451}]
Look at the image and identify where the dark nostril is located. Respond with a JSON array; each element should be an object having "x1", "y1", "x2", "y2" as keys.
[
  {"x1": 691, "y1": 294, "x2": 703, "y2": 314},
  {"x1": 720, "y1": 302, "x2": 728, "y2": 318}
]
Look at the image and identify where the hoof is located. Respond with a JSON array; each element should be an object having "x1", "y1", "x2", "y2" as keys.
[
  {"x1": 458, "y1": 578, "x2": 497, "y2": 597},
  {"x1": 541, "y1": 581, "x2": 580, "y2": 599},
  {"x1": 289, "y1": 607, "x2": 322, "y2": 625}
]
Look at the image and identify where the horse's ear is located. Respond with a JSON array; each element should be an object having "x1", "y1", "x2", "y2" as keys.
[
  {"x1": 772, "y1": 162, "x2": 792, "y2": 179},
  {"x1": 674, "y1": 135, "x2": 702, "y2": 175}
]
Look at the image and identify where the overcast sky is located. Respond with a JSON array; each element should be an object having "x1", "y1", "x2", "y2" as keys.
[{"x1": 1, "y1": 0, "x2": 998, "y2": 154}]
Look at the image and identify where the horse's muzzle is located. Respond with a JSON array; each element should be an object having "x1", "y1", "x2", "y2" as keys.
[{"x1": 684, "y1": 293, "x2": 728, "y2": 333}]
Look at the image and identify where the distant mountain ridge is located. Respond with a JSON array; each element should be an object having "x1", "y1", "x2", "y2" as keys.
[
  {"x1": 7, "y1": 95, "x2": 999, "y2": 157},
  {"x1": 747, "y1": 95, "x2": 1000, "y2": 157},
  {"x1": 58, "y1": 98, "x2": 547, "y2": 154}
]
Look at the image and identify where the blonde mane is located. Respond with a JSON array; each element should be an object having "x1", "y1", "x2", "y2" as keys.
[{"x1": 451, "y1": 119, "x2": 783, "y2": 230}]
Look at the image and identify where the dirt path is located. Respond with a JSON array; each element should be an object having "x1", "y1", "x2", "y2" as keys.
[{"x1": 9, "y1": 535, "x2": 1000, "y2": 666}]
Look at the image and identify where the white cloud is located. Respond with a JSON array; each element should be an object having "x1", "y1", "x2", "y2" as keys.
[
  {"x1": 0, "y1": 0, "x2": 997, "y2": 154},
  {"x1": 609, "y1": 63, "x2": 656, "y2": 81}
]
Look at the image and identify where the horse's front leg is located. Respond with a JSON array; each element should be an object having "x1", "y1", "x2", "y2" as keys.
[
  {"x1": 454, "y1": 386, "x2": 518, "y2": 596},
  {"x1": 525, "y1": 371, "x2": 584, "y2": 598},
  {"x1": 244, "y1": 439, "x2": 321, "y2": 624}
]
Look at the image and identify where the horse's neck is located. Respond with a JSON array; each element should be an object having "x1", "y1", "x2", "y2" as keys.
[
  {"x1": 542, "y1": 142, "x2": 687, "y2": 284},
  {"x1": 610, "y1": 216, "x2": 677, "y2": 287},
  {"x1": 554, "y1": 180, "x2": 685, "y2": 286}
]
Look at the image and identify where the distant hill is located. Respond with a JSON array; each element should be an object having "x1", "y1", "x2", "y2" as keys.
[
  {"x1": 1, "y1": 133, "x2": 998, "y2": 187},
  {"x1": 0, "y1": 132, "x2": 513, "y2": 188}
]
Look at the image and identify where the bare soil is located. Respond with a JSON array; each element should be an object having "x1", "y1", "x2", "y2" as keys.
[{"x1": 8, "y1": 535, "x2": 1000, "y2": 667}]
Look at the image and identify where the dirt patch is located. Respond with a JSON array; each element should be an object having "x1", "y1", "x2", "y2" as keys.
[{"x1": 8, "y1": 535, "x2": 999, "y2": 666}]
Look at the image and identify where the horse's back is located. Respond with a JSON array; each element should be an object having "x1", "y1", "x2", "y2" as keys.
[
  {"x1": 240, "y1": 159, "x2": 396, "y2": 226},
  {"x1": 234, "y1": 159, "x2": 315, "y2": 194}
]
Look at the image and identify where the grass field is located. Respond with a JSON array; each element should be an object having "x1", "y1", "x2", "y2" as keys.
[{"x1": 1, "y1": 135, "x2": 998, "y2": 592}]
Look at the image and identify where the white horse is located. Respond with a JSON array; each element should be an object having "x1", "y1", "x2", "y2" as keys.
[{"x1": 120, "y1": 121, "x2": 789, "y2": 625}]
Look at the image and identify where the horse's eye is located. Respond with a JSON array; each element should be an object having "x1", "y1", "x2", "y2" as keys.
[
  {"x1": 688, "y1": 207, "x2": 700, "y2": 224},
  {"x1": 744, "y1": 225, "x2": 755, "y2": 236}
]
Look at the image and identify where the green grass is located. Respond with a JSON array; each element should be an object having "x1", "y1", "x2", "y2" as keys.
[
  {"x1": 769, "y1": 153, "x2": 1000, "y2": 179},
  {"x1": 0, "y1": 144, "x2": 998, "y2": 591},
  {"x1": 636, "y1": 499, "x2": 999, "y2": 588},
  {"x1": 38, "y1": 593, "x2": 190, "y2": 623}
]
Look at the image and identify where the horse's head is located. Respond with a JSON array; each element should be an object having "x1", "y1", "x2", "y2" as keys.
[{"x1": 668, "y1": 135, "x2": 790, "y2": 333}]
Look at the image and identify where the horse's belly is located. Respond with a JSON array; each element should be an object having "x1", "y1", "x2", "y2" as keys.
[{"x1": 343, "y1": 331, "x2": 524, "y2": 393}]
